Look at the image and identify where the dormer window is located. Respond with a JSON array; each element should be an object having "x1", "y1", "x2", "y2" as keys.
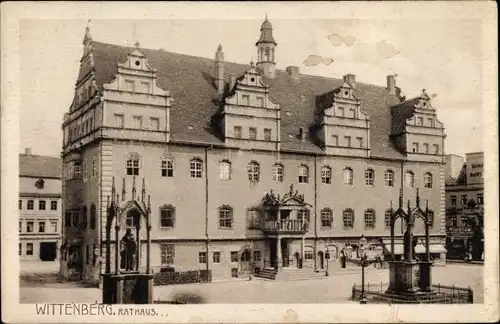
[
  {"x1": 412, "y1": 142, "x2": 419, "y2": 153},
  {"x1": 241, "y1": 95, "x2": 250, "y2": 106},
  {"x1": 338, "y1": 107, "x2": 345, "y2": 117},
  {"x1": 125, "y1": 80, "x2": 135, "y2": 92},
  {"x1": 416, "y1": 117, "x2": 423, "y2": 126},
  {"x1": 350, "y1": 108, "x2": 356, "y2": 118},
  {"x1": 256, "y1": 96, "x2": 264, "y2": 107},
  {"x1": 428, "y1": 118, "x2": 435, "y2": 127}
]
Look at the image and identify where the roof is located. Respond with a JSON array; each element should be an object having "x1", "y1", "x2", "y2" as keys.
[
  {"x1": 19, "y1": 154, "x2": 62, "y2": 178},
  {"x1": 87, "y1": 41, "x2": 406, "y2": 159}
]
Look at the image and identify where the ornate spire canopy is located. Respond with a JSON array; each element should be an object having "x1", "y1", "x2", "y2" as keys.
[{"x1": 256, "y1": 16, "x2": 277, "y2": 46}]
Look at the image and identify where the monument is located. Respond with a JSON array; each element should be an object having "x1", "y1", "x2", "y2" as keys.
[{"x1": 102, "y1": 176, "x2": 154, "y2": 304}]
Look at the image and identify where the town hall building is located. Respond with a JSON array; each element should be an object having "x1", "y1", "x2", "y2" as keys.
[{"x1": 60, "y1": 18, "x2": 447, "y2": 282}]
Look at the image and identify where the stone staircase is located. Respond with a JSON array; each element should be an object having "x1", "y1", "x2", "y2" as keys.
[{"x1": 255, "y1": 267, "x2": 328, "y2": 281}]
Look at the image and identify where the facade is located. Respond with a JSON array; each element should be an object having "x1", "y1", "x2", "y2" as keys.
[
  {"x1": 19, "y1": 149, "x2": 62, "y2": 262},
  {"x1": 60, "y1": 19, "x2": 447, "y2": 282},
  {"x1": 445, "y1": 152, "x2": 484, "y2": 260}
]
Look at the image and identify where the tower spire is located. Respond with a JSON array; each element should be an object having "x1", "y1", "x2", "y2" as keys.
[
  {"x1": 255, "y1": 16, "x2": 277, "y2": 79},
  {"x1": 214, "y1": 44, "x2": 225, "y2": 95}
]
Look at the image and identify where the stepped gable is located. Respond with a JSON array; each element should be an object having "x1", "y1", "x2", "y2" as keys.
[{"x1": 89, "y1": 41, "x2": 404, "y2": 158}]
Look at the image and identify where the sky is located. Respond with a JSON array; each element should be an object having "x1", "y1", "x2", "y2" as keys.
[{"x1": 19, "y1": 17, "x2": 484, "y2": 158}]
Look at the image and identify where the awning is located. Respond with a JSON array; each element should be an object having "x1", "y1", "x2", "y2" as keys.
[
  {"x1": 415, "y1": 243, "x2": 426, "y2": 254},
  {"x1": 429, "y1": 245, "x2": 447, "y2": 254},
  {"x1": 383, "y1": 244, "x2": 404, "y2": 255}
]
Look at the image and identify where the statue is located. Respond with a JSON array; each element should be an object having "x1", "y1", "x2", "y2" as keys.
[{"x1": 120, "y1": 228, "x2": 137, "y2": 271}]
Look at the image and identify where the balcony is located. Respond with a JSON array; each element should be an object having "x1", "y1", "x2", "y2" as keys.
[{"x1": 262, "y1": 219, "x2": 309, "y2": 234}]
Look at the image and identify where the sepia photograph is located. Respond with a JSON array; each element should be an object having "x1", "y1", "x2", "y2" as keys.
[{"x1": 1, "y1": 1, "x2": 498, "y2": 323}]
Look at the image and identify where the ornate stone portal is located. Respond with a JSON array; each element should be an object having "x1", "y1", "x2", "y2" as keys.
[
  {"x1": 386, "y1": 189, "x2": 433, "y2": 296},
  {"x1": 102, "y1": 177, "x2": 154, "y2": 304}
]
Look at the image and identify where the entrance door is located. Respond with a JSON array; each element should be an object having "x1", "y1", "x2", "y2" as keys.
[
  {"x1": 318, "y1": 251, "x2": 324, "y2": 269},
  {"x1": 40, "y1": 242, "x2": 57, "y2": 261},
  {"x1": 281, "y1": 239, "x2": 289, "y2": 267},
  {"x1": 240, "y1": 249, "x2": 251, "y2": 275},
  {"x1": 269, "y1": 240, "x2": 277, "y2": 268}
]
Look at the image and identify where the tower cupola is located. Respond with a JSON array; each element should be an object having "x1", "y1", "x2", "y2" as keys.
[{"x1": 256, "y1": 16, "x2": 277, "y2": 79}]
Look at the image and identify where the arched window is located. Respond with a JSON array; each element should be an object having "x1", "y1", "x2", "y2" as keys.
[
  {"x1": 218, "y1": 205, "x2": 233, "y2": 229},
  {"x1": 321, "y1": 166, "x2": 332, "y2": 184},
  {"x1": 126, "y1": 209, "x2": 140, "y2": 228},
  {"x1": 321, "y1": 208, "x2": 333, "y2": 228},
  {"x1": 365, "y1": 169, "x2": 375, "y2": 186},
  {"x1": 81, "y1": 206, "x2": 88, "y2": 228},
  {"x1": 343, "y1": 167, "x2": 353, "y2": 185},
  {"x1": 272, "y1": 163, "x2": 284, "y2": 182},
  {"x1": 161, "y1": 157, "x2": 174, "y2": 177},
  {"x1": 384, "y1": 209, "x2": 392, "y2": 229},
  {"x1": 219, "y1": 160, "x2": 231, "y2": 180},
  {"x1": 427, "y1": 210, "x2": 435, "y2": 227},
  {"x1": 298, "y1": 165, "x2": 309, "y2": 183},
  {"x1": 160, "y1": 204, "x2": 175, "y2": 228},
  {"x1": 264, "y1": 47, "x2": 270, "y2": 61},
  {"x1": 405, "y1": 171, "x2": 415, "y2": 188},
  {"x1": 90, "y1": 204, "x2": 96, "y2": 230},
  {"x1": 247, "y1": 161, "x2": 260, "y2": 182},
  {"x1": 364, "y1": 209, "x2": 376, "y2": 229},
  {"x1": 190, "y1": 158, "x2": 203, "y2": 178},
  {"x1": 247, "y1": 208, "x2": 261, "y2": 229},
  {"x1": 343, "y1": 209, "x2": 354, "y2": 228},
  {"x1": 424, "y1": 172, "x2": 433, "y2": 188},
  {"x1": 385, "y1": 170, "x2": 394, "y2": 187},
  {"x1": 126, "y1": 153, "x2": 140, "y2": 176}
]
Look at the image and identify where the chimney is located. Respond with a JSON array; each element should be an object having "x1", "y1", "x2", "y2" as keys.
[
  {"x1": 387, "y1": 75, "x2": 396, "y2": 94},
  {"x1": 229, "y1": 74, "x2": 237, "y2": 91},
  {"x1": 286, "y1": 66, "x2": 300, "y2": 80},
  {"x1": 25, "y1": 148, "x2": 32, "y2": 155},
  {"x1": 214, "y1": 44, "x2": 225, "y2": 95},
  {"x1": 344, "y1": 74, "x2": 356, "y2": 88}
]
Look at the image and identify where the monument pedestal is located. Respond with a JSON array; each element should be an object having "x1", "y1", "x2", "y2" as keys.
[
  {"x1": 102, "y1": 272, "x2": 154, "y2": 304},
  {"x1": 386, "y1": 261, "x2": 422, "y2": 295}
]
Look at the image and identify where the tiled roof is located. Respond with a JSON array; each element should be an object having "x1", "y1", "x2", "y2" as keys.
[
  {"x1": 89, "y1": 41, "x2": 406, "y2": 159},
  {"x1": 19, "y1": 154, "x2": 62, "y2": 178}
]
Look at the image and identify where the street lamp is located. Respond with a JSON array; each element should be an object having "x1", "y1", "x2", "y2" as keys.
[{"x1": 359, "y1": 235, "x2": 368, "y2": 304}]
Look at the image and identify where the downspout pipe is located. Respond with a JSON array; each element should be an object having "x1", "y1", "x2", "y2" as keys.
[
  {"x1": 205, "y1": 146, "x2": 211, "y2": 279},
  {"x1": 313, "y1": 154, "x2": 319, "y2": 270}
]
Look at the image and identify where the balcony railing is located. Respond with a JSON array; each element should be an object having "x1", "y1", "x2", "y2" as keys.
[{"x1": 262, "y1": 219, "x2": 309, "y2": 234}]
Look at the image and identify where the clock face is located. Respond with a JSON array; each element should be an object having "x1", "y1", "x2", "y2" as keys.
[{"x1": 35, "y1": 179, "x2": 45, "y2": 189}]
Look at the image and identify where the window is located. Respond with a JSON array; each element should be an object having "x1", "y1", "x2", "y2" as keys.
[
  {"x1": 247, "y1": 162, "x2": 260, "y2": 182},
  {"x1": 433, "y1": 144, "x2": 440, "y2": 154},
  {"x1": 428, "y1": 210, "x2": 435, "y2": 227},
  {"x1": 213, "y1": 252, "x2": 221, "y2": 263},
  {"x1": 126, "y1": 154, "x2": 140, "y2": 176},
  {"x1": 272, "y1": 163, "x2": 284, "y2": 182},
  {"x1": 233, "y1": 126, "x2": 242, "y2": 138},
  {"x1": 477, "y1": 193, "x2": 484, "y2": 205},
  {"x1": 50, "y1": 201, "x2": 58, "y2": 210},
  {"x1": 264, "y1": 128, "x2": 272, "y2": 141},
  {"x1": 451, "y1": 195, "x2": 457, "y2": 206},
  {"x1": 241, "y1": 95, "x2": 250, "y2": 105},
  {"x1": 305, "y1": 250, "x2": 314, "y2": 260},
  {"x1": 343, "y1": 168, "x2": 353, "y2": 185},
  {"x1": 19, "y1": 200, "x2": 22, "y2": 210},
  {"x1": 249, "y1": 127, "x2": 257, "y2": 140},
  {"x1": 405, "y1": 171, "x2": 415, "y2": 188},
  {"x1": 344, "y1": 136, "x2": 351, "y2": 147},
  {"x1": 19, "y1": 243, "x2": 22, "y2": 255},
  {"x1": 26, "y1": 243, "x2": 33, "y2": 256},
  {"x1": 125, "y1": 80, "x2": 135, "y2": 91},
  {"x1": 198, "y1": 252, "x2": 207, "y2": 264},
  {"x1": 332, "y1": 135, "x2": 339, "y2": 146},
  {"x1": 356, "y1": 137, "x2": 363, "y2": 148},
  {"x1": 461, "y1": 195, "x2": 468, "y2": 205},
  {"x1": 190, "y1": 158, "x2": 203, "y2": 178},
  {"x1": 343, "y1": 209, "x2": 354, "y2": 228},
  {"x1": 218, "y1": 206, "x2": 233, "y2": 229},
  {"x1": 424, "y1": 173, "x2": 433, "y2": 188},
  {"x1": 27, "y1": 221, "x2": 34, "y2": 233},
  {"x1": 160, "y1": 205, "x2": 175, "y2": 228},
  {"x1": 253, "y1": 251, "x2": 261, "y2": 261},
  {"x1": 27, "y1": 200, "x2": 34, "y2": 210},
  {"x1": 74, "y1": 163, "x2": 82, "y2": 179},
  {"x1": 160, "y1": 244, "x2": 175, "y2": 265},
  {"x1": 141, "y1": 81, "x2": 151, "y2": 93},
  {"x1": 428, "y1": 118, "x2": 435, "y2": 127},
  {"x1": 247, "y1": 209, "x2": 261, "y2": 229},
  {"x1": 72, "y1": 211, "x2": 79, "y2": 228},
  {"x1": 321, "y1": 166, "x2": 331, "y2": 184},
  {"x1": 256, "y1": 96, "x2": 264, "y2": 107},
  {"x1": 412, "y1": 142, "x2": 419, "y2": 153},
  {"x1": 38, "y1": 221, "x2": 46, "y2": 233},
  {"x1": 230, "y1": 251, "x2": 239, "y2": 262},
  {"x1": 50, "y1": 221, "x2": 58, "y2": 233},
  {"x1": 297, "y1": 209, "x2": 310, "y2": 223},
  {"x1": 364, "y1": 209, "x2": 375, "y2": 229},
  {"x1": 19, "y1": 221, "x2": 22, "y2": 232},
  {"x1": 150, "y1": 117, "x2": 160, "y2": 131},
  {"x1": 90, "y1": 205, "x2": 96, "y2": 229},
  {"x1": 423, "y1": 143, "x2": 429, "y2": 154},
  {"x1": 132, "y1": 116, "x2": 143, "y2": 129},
  {"x1": 160, "y1": 157, "x2": 174, "y2": 178},
  {"x1": 114, "y1": 114, "x2": 124, "y2": 128},
  {"x1": 384, "y1": 209, "x2": 392, "y2": 228},
  {"x1": 321, "y1": 208, "x2": 333, "y2": 228},
  {"x1": 125, "y1": 211, "x2": 138, "y2": 228},
  {"x1": 298, "y1": 165, "x2": 309, "y2": 183},
  {"x1": 81, "y1": 206, "x2": 88, "y2": 228},
  {"x1": 417, "y1": 117, "x2": 423, "y2": 126},
  {"x1": 350, "y1": 108, "x2": 356, "y2": 118},
  {"x1": 385, "y1": 170, "x2": 394, "y2": 187},
  {"x1": 219, "y1": 160, "x2": 231, "y2": 180},
  {"x1": 338, "y1": 107, "x2": 345, "y2": 117},
  {"x1": 365, "y1": 169, "x2": 374, "y2": 186}
]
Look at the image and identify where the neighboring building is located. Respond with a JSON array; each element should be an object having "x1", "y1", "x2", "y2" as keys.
[
  {"x1": 19, "y1": 148, "x2": 62, "y2": 262},
  {"x1": 60, "y1": 18, "x2": 448, "y2": 283},
  {"x1": 445, "y1": 152, "x2": 484, "y2": 260}
]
